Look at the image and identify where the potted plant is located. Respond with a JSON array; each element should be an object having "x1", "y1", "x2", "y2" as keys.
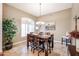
[{"x1": 2, "y1": 18, "x2": 17, "y2": 50}]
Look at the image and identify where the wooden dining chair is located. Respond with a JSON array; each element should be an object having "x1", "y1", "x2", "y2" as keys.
[
  {"x1": 67, "y1": 44, "x2": 79, "y2": 56},
  {"x1": 46, "y1": 32, "x2": 50, "y2": 35},
  {"x1": 48, "y1": 34, "x2": 54, "y2": 49},
  {"x1": 27, "y1": 34, "x2": 34, "y2": 48},
  {"x1": 39, "y1": 32, "x2": 43, "y2": 35},
  {"x1": 38, "y1": 38, "x2": 45, "y2": 55},
  {"x1": 30, "y1": 35, "x2": 45, "y2": 55},
  {"x1": 30, "y1": 35, "x2": 37, "y2": 53}
]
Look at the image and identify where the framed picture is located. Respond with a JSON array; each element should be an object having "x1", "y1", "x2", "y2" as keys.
[{"x1": 45, "y1": 22, "x2": 56, "y2": 30}]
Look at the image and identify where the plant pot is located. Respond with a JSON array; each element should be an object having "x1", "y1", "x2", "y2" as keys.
[{"x1": 3, "y1": 42, "x2": 13, "y2": 51}]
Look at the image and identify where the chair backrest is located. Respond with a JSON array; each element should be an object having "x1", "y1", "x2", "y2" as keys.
[
  {"x1": 68, "y1": 44, "x2": 76, "y2": 56},
  {"x1": 49, "y1": 34, "x2": 54, "y2": 42},
  {"x1": 46, "y1": 32, "x2": 50, "y2": 35},
  {"x1": 39, "y1": 32, "x2": 43, "y2": 35}
]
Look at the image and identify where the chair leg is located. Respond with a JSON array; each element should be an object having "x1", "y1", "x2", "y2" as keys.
[
  {"x1": 61, "y1": 38, "x2": 63, "y2": 44},
  {"x1": 33, "y1": 49, "x2": 35, "y2": 53},
  {"x1": 49, "y1": 49, "x2": 51, "y2": 53},
  {"x1": 38, "y1": 50, "x2": 40, "y2": 56},
  {"x1": 66, "y1": 39, "x2": 67, "y2": 46},
  {"x1": 31, "y1": 48, "x2": 32, "y2": 51},
  {"x1": 67, "y1": 50, "x2": 70, "y2": 56},
  {"x1": 38, "y1": 49, "x2": 42, "y2": 56},
  {"x1": 38, "y1": 53, "x2": 39, "y2": 56},
  {"x1": 43, "y1": 50, "x2": 44, "y2": 52},
  {"x1": 27, "y1": 41, "x2": 29, "y2": 49},
  {"x1": 45, "y1": 50, "x2": 48, "y2": 56}
]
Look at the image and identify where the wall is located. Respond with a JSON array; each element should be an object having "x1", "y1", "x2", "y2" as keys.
[
  {"x1": 3, "y1": 4, "x2": 37, "y2": 44},
  {"x1": 0, "y1": 3, "x2": 2, "y2": 52},
  {"x1": 2, "y1": 3, "x2": 73, "y2": 43},
  {"x1": 37, "y1": 9, "x2": 72, "y2": 41},
  {"x1": 71, "y1": 3, "x2": 79, "y2": 31}
]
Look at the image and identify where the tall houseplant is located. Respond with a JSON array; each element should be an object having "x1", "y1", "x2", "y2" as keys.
[{"x1": 2, "y1": 18, "x2": 17, "y2": 50}]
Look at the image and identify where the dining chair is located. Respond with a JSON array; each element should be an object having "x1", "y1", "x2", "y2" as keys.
[
  {"x1": 45, "y1": 32, "x2": 50, "y2": 35},
  {"x1": 30, "y1": 35, "x2": 45, "y2": 55},
  {"x1": 39, "y1": 32, "x2": 43, "y2": 35},
  {"x1": 48, "y1": 34, "x2": 54, "y2": 49},
  {"x1": 30, "y1": 35, "x2": 37, "y2": 53},
  {"x1": 38, "y1": 37, "x2": 45, "y2": 56},
  {"x1": 27, "y1": 34, "x2": 31, "y2": 48}
]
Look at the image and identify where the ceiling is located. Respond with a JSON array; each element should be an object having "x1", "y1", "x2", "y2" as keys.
[{"x1": 7, "y1": 3, "x2": 72, "y2": 17}]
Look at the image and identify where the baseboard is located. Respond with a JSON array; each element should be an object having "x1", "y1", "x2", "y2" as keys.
[{"x1": 13, "y1": 40, "x2": 27, "y2": 46}]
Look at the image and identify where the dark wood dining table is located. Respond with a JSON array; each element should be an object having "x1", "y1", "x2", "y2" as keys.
[{"x1": 27, "y1": 33, "x2": 54, "y2": 56}]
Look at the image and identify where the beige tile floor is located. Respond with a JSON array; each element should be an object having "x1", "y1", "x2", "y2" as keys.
[{"x1": 4, "y1": 42, "x2": 68, "y2": 56}]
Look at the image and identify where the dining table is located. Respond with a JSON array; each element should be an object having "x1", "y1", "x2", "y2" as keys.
[{"x1": 27, "y1": 33, "x2": 54, "y2": 56}]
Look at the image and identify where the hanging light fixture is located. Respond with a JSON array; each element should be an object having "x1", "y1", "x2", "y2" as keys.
[
  {"x1": 36, "y1": 3, "x2": 45, "y2": 25},
  {"x1": 35, "y1": 3, "x2": 45, "y2": 30},
  {"x1": 40, "y1": 3, "x2": 41, "y2": 16}
]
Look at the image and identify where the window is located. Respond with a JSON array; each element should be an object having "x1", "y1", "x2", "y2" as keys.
[
  {"x1": 21, "y1": 17, "x2": 35, "y2": 37},
  {"x1": 21, "y1": 24, "x2": 26, "y2": 37},
  {"x1": 28, "y1": 24, "x2": 34, "y2": 33}
]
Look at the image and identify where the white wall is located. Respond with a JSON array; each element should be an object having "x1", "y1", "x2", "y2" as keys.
[
  {"x1": 0, "y1": 3, "x2": 2, "y2": 52},
  {"x1": 37, "y1": 9, "x2": 72, "y2": 41}
]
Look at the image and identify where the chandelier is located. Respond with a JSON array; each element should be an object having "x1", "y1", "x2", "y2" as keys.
[
  {"x1": 36, "y1": 3, "x2": 45, "y2": 25},
  {"x1": 36, "y1": 3, "x2": 45, "y2": 30}
]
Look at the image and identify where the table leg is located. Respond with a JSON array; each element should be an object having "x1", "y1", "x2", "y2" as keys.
[
  {"x1": 70, "y1": 39, "x2": 72, "y2": 45},
  {"x1": 61, "y1": 38, "x2": 63, "y2": 44},
  {"x1": 51, "y1": 37, "x2": 54, "y2": 49},
  {"x1": 66, "y1": 39, "x2": 67, "y2": 46},
  {"x1": 45, "y1": 50, "x2": 48, "y2": 56},
  {"x1": 45, "y1": 41, "x2": 48, "y2": 56},
  {"x1": 27, "y1": 40, "x2": 29, "y2": 49}
]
